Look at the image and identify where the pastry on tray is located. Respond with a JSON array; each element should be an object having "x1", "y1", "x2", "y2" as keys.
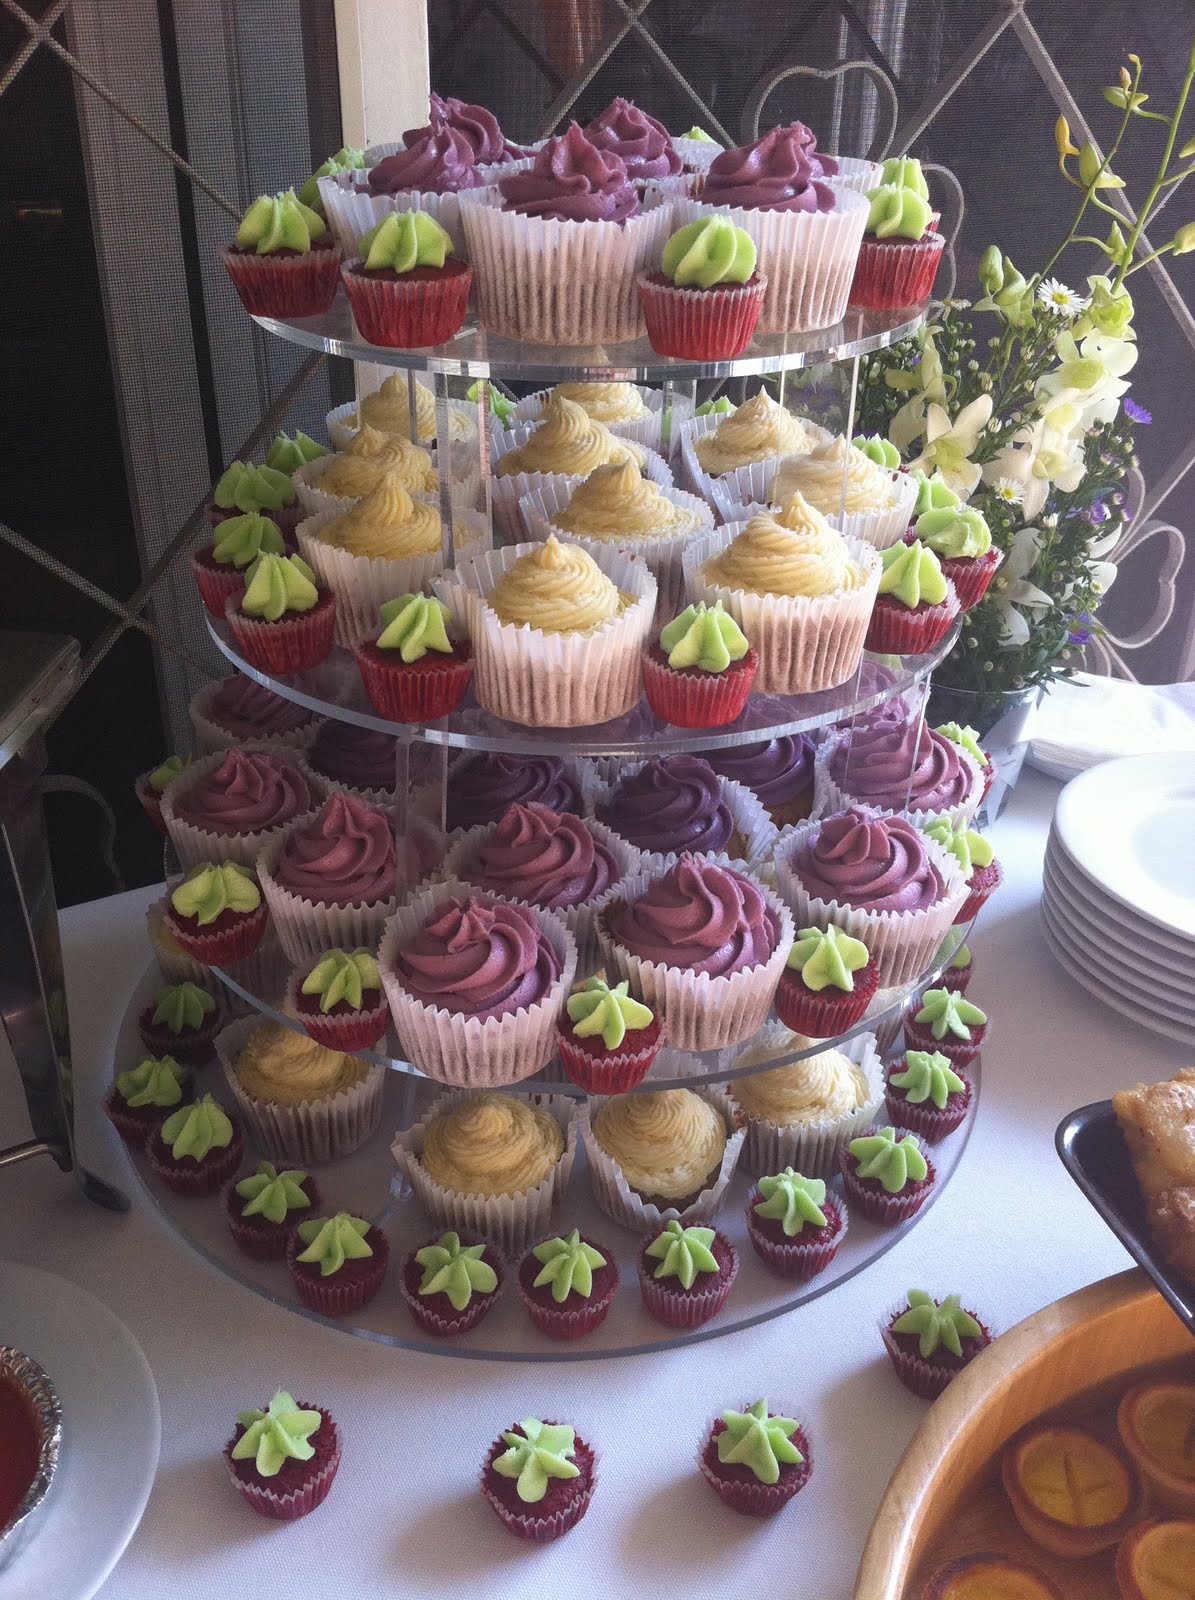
[
  {"x1": 146, "y1": 1093, "x2": 245, "y2": 1196},
  {"x1": 138, "y1": 981, "x2": 221, "y2": 1064},
  {"x1": 400, "y1": 1230, "x2": 503, "y2": 1337},
  {"x1": 745, "y1": 1167, "x2": 847, "y2": 1281},
  {"x1": 287, "y1": 1210, "x2": 390, "y2": 1318},
  {"x1": 481, "y1": 1417, "x2": 597, "y2": 1542},
  {"x1": 517, "y1": 1229, "x2": 618, "y2": 1341},
  {"x1": 1113, "y1": 1067, "x2": 1195, "y2": 1286},
  {"x1": 223, "y1": 1161, "x2": 319, "y2": 1261},
  {"x1": 1116, "y1": 1377, "x2": 1195, "y2": 1515},
  {"x1": 103, "y1": 1056, "x2": 191, "y2": 1148},
  {"x1": 637, "y1": 1219, "x2": 738, "y2": 1328},
  {"x1": 1116, "y1": 1518, "x2": 1195, "y2": 1600}
]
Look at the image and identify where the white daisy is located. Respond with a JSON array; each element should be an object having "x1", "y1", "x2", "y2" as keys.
[
  {"x1": 992, "y1": 478, "x2": 1023, "y2": 505},
  {"x1": 1036, "y1": 278, "x2": 1089, "y2": 318}
]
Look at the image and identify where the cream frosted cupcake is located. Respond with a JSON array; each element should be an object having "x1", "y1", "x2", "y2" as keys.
[
  {"x1": 325, "y1": 372, "x2": 478, "y2": 468},
  {"x1": 293, "y1": 424, "x2": 437, "y2": 511},
  {"x1": 508, "y1": 382, "x2": 664, "y2": 452},
  {"x1": 216, "y1": 1014, "x2": 384, "y2": 1166},
  {"x1": 437, "y1": 535, "x2": 656, "y2": 728},
  {"x1": 727, "y1": 1027, "x2": 883, "y2": 1178},
  {"x1": 684, "y1": 498, "x2": 880, "y2": 694},
  {"x1": 767, "y1": 434, "x2": 916, "y2": 550},
  {"x1": 681, "y1": 391, "x2": 829, "y2": 513},
  {"x1": 519, "y1": 459, "x2": 712, "y2": 619}
]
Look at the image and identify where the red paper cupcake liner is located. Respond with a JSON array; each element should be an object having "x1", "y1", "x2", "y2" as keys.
[
  {"x1": 223, "y1": 1174, "x2": 322, "y2": 1261},
  {"x1": 224, "y1": 1406, "x2": 341, "y2": 1520},
  {"x1": 355, "y1": 641, "x2": 474, "y2": 722},
  {"x1": 102, "y1": 1082, "x2": 193, "y2": 1148},
  {"x1": 138, "y1": 1003, "x2": 222, "y2": 1065},
  {"x1": 134, "y1": 775, "x2": 168, "y2": 837},
  {"x1": 957, "y1": 859, "x2": 1003, "y2": 923},
  {"x1": 744, "y1": 1194, "x2": 847, "y2": 1281},
  {"x1": 147, "y1": 1120, "x2": 245, "y2": 1196},
  {"x1": 164, "y1": 901, "x2": 268, "y2": 969},
  {"x1": 903, "y1": 1015, "x2": 987, "y2": 1068},
  {"x1": 849, "y1": 231, "x2": 944, "y2": 310},
  {"x1": 978, "y1": 757, "x2": 995, "y2": 802},
  {"x1": 637, "y1": 1238, "x2": 738, "y2": 1328},
  {"x1": 941, "y1": 548, "x2": 1003, "y2": 610},
  {"x1": 341, "y1": 259, "x2": 473, "y2": 348},
  {"x1": 773, "y1": 957, "x2": 878, "y2": 1038},
  {"x1": 555, "y1": 1018, "x2": 662, "y2": 1094},
  {"x1": 637, "y1": 271, "x2": 766, "y2": 360},
  {"x1": 220, "y1": 241, "x2": 342, "y2": 319},
  {"x1": 699, "y1": 1420, "x2": 812, "y2": 1516},
  {"x1": 480, "y1": 1429, "x2": 596, "y2": 1542},
  {"x1": 880, "y1": 1314, "x2": 990, "y2": 1399},
  {"x1": 225, "y1": 589, "x2": 337, "y2": 675},
  {"x1": 286, "y1": 971, "x2": 390, "y2": 1052},
  {"x1": 885, "y1": 1066, "x2": 972, "y2": 1144},
  {"x1": 865, "y1": 591, "x2": 959, "y2": 655},
  {"x1": 287, "y1": 1224, "x2": 390, "y2": 1317},
  {"x1": 938, "y1": 960, "x2": 973, "y2": 995},
  {"x1": 399, "y1": 1241, "x2": 504, "y2": 1336},
  {"x1": 641, "y1": 645, "x2": 758, "y2": 729},
  {"x1": 191, "y1": 548, "x2": 247, "y2": 621},
  {"x1": 839, "y1": 1141, "x2": 936, "y2": 1225},
  {"x1": 517, "y1": 1248, "x2": 619, "y2": 1341},
  {"x1": 208, "y1": 503, "x2": 302, "y2": 542}
]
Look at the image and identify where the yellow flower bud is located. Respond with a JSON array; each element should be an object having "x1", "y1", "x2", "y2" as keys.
[
  {"x1": 1172, "y1": 222, "x2": 1195, "y2": 255},
  {"x1": 1054, "y1": 115, "x2": 1079, "y2": 160}
]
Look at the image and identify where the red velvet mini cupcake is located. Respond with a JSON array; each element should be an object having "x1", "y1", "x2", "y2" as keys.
[
  {"x1": 138, "y1": 981, "x2": 221, "y2": 1064},
  {"x1": 903, "y1": 516, "x2": 1003, "y2": 612},
  {"x1": 849, "y1": 159, "x2": 944, "y2": 310},
  {"x1": 146, "y1": 1093, "x2": 245, "y2": 1196},
  {"x1": 700, "y1": 1400, "x2": 812, "y2": 1516},
  {"x1": 400, "y1": 1231, "x2": 504, "y2": 1337},
  {"x1": 840, "y1": 1125, "x2": 935, "y2": 1225},
  {"x1": 354, "y1": 593, "x2": 474, "y2": 722},
  {"x1": 745, "y1": 1169, "x2": 847, "y2": 1281},
  {"x1": 518, "y1": 1231, "x2": 619, "y2": 1341},
  {"x1": 556, "y1": 977, "x2": 662, "y2": 1094},
  {"x1": 642, "y1": 601, "x2": 757, "y2": 729},
  {"x1": 103, "y1": 1056, "x2": 192, "y2": 1147},
  {"x1": 287, "y1": 1212, "x2": 389, "y2": 1318},
  {"x1": 225, "y1": 552, "x2": 336, "y2": 675},
  {"x1": 206, "y1": 461, "x2": 302, "y2": 540},
  {"x1": 774, "y1": 923, "x2": 878, "y2": 1038},
  {"x1": 223, "y1": 1162, "x2": 320, "y2": 1261},
  {"x1": 342, "y1": 212, "x2": 472, "y2": 348},
  {"x1": 881, "y1": 1288, "x2": 991, "y2": 1399},
  {"x1": 923, "y1": 812, "x2": 1004, "y2": 924},
  {"x1": 288, "y1": 948, "x2": 390, "y2": 1052},
  {"x1": 937, "y1": 942, "x2": 973, "y2": 994},
  {"x1": 865, "y1": 539, "x2": 959, "y2": 656},
  {"x1": 221, "y1": 190, "x2": 342, "y2": 319},
  {"x1": 163, "y1": 862, "x2": 268, "y2": 968},
  {"x1": 136, "y1": 756, "x2": 187, "y2": 836},
  {"x1": 885, "y1": 1052, "x2": 972, "y2": 1143},
  {"x1": 904, "y1": 988, "x2": 988, "y2": 1068},
  {"x1": 638, "y1": 218, "x2": 765, "y2": 360},
  {"x1": 224, "y1": 1390, "x2": 341, "y2": 1520},
  {"x1": 638, "y1": 1220, "x2": 738, "y2": 1328},
  {"x1": 481, "y1": 1418, "x2": 597, "y2": 1542},
  {"x1": 935, "y1": 723, "x2": 994, "y2": 801},
  {"x1": 192, "y1": 511, "x2": 289, "y2": 620}
]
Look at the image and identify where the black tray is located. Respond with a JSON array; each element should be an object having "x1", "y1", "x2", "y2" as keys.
[{"x1": 1056, "y1": 1099, "x2": 1195, "y2": 1334}]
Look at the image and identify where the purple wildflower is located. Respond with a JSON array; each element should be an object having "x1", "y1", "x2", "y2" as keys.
[
  {"x1": 1067, "y1": 611, "x2": 1095, "y2": 645},
  {"x1": 1086, "y1": 499, "x2": 1109, "y2": 525},
  {"x1": 1124, "y1": 397, "x2": 1151, "y2": 424}
]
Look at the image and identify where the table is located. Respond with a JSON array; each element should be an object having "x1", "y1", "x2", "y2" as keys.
[{"x1": 0, "y1": 768, "x2": 1185, "y2": 1600}]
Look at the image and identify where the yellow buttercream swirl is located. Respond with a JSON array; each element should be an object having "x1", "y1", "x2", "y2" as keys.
[
  {"x1": 693, "y1": 392, "x2": 813, "y2": 476},
  {"x1": 353, "y1": 374, "x2": 471, "y2": 442},
  {"x1": 420, "y1": 1092, "x2": 564, "y2": 1197},
  {"x1": 547, "y1": 382, "x2": 650, "y2": 426},
  {"x1": 772, "y1": 435, "x2": 896, "y2": 515},
  {"x1": 702, "y1": 504, "x2": 866, "y2": 598},
  {"x1": 318, "y1": 425, "x2": 438, "y2": 499},
  {"x1": 728, "y1": 1044, "x2": 868, "y2": 1127},
  {"x1": 487, "y1": 535, "x2": 625, "y2": 634},
  {"x1": 592, "y1": 1089, "x2": 727, "y2": 1201},
  {"x1": 495, "y1": 393, "x2": 644, "y2": 480},
  {"x1": 234, "y1": 1020, "x2": 367, "y2": 1106},
  {"x1": 550, "y1": 460, "x2": 704, "y2": 542},
  {"x1": 318, "y1": 471, "x2": 441, "y2": 559}
]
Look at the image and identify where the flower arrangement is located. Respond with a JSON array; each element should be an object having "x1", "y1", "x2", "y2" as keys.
[{"x1": 854, "y1": 45, "x2": 1191, "y2": 709}]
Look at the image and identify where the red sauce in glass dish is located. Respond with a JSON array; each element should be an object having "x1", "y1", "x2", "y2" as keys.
[{"x1": 0, "y1": 1376, "x2": 40, "y2": 1531}]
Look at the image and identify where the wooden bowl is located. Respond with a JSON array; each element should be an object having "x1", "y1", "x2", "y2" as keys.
[{"x1": 854, "y1": 1269, "x2": 1195, "y2": 1600}]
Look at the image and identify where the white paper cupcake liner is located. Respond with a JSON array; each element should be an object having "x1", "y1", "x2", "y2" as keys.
[
  {"x1": 391, "y1": 1088, "x2": 577, "y2": 1255},
  {"x1": 460, "y1": 188, "x2": 675, "y2": 344},
  {"x1": 214, "y1": 1014, "x2": 385, "y2": 1166},
  {"x1": 596, "y1": 856, "x2": 794, "y2": 1052},
  {"x1": 682, "y1": 523, "x2": 880, "y2": 696},
  {"x1": 325, "y1": 398, "x2": 481, "y2": 476},
  {"x1": 317, "y1": 170, "x2": 493, "y2": 257},
  {"x1": 491, "y1": 439, "x2": 671, "y2": 546},
  {"x1": 435, "y1": 541, "x2": 657, "y2": 728},
  {"x1": 255, "y1": 829, "x2": 397, "y2": 966},
  {"x1": 826, "y1": 155, "x2": 884, "y2": 194},
  {"x1": 813, "y1": 729, "x2": 985, "y2": 832},
  {"x1": 673, "y1": 136, "x2": 723, "y2": 174},
  {"x1": 726, "y1": 1026, "x2": 883, "y2": 1179},
  {"x1": 588, "y1": 763, "x2": 777, "y2": 876},
  {"x1": 509, "y1": 385, "x2": 665, "y2": 454},
  {"x1": 579, "y1": 1086, "x2": 745, "y2": 1232},
  {"x1": 378, "y1": 878, "x2": 577, "y2": 1087},
  {"x1": 187, "y1": 680, "x2": 320, "y2": 758},
  {"x1": 674, "y1": 186, "x2": 868, "y2": 333},
  {"x1": 773, "y1": 810, "x2": 968, "y2": 988},
  {"x1": 159, "y1": 745, "x2": 319, "y2": 872},
  {"x1": 678, "y1": 411, "x2": 834, "y2": 516},
  {"x1": 722, "y1": 463, "x2": 919, "y2": 552},
  {"x1": 291, "y1": 449, "x2": 481, "y2": 521},
  {"x1": 870, "y1": 988, "x2": 906, "y2": 1056},
  {"x1": 441, "y1": 816, "x2": 636, "y2": 974}
]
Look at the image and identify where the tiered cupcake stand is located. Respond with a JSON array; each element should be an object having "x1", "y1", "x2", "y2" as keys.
[{"x1": 117, "y1": 301, "x2": 980, "y2": 1360}]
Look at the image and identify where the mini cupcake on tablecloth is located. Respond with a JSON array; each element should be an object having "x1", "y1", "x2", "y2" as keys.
[
  {"x1": 287, "y1": 1210, "x2": 390, "y2": 1317},
  {"x1": 702, "y1": 733, "x2": 816, "y2": 829},
  {"x1": 864, "y1": 538, "x2": 959, "y2": 655},
  {"x1": 584, "y1": 97, "x2": 684, "y2": 188},
  {"x1": 840, "y1": 1124, "x2": 935, "y2": 1224},
  {"x1": 207, "y1": 459, "x2": 302, "y2": 538},
  {"x1": 188, "y1": 677, "x2": 319, "y2": 755},
  {"x1": 850, "y1": 157, "x2": 944, "y2": 310},
  {"x1": 699, "y1": 1399, "x2": 812, "y2": 1516},
  {"x1": 443, "y1": 752, "x2": 583, "y2": 833},
  {"x1": 481, "y1": 1418, "x2": 597, "y2": 1542},
  {"x1": 138, "y1": 980, "x2": 221, "y2": 1063},
  {"x1": 881, "y1": 1288, "x2": 991, "y2": 1399},
  {"x1": 192, "y1": 511, "x2": 288, "y2": 620},
  {"x1": 581, "y1": 1087, "x2": 745, "y2": 1230},
  {"x1": 910, "y1": 503, "x2": 1002, "y2": 611},
  {"x1": 767, "y1": 433, "x2": 918, "y2": 551},
  {"x1": 923, "y1": 817, "x2": 1002, "y2": 920},
  {"x1": 147, "y1": 1092, "x2": 245, "y2": 1196},
  {"x1": 638, "y1": 1219, "x2": 739, "y2": 1329},
  {"x1": 225, "y1": 1389, "x2": 341, "y2": 1521},
  {"x1": 683, "y1": 390, "x2": 820, "y2": 508},
  {"x1": 593, "y1": 754, "x2": 774, "y2": 870},
  {"x1": 642, "y1": 601, "x2": 758, "y2": 729},
  {"x1": 816, "y1": 700, "x2": 983, "y2": 829},
  {"x1": 726, "y1": 1028, "x2": 882, "y2": 1178},
  {"x1": 885, "y1": 1049, "x2": 971, "y2": 1143},
  {"x1": 225, "y1": 552, "x2": 337, "y2": 674},
  {"x1": 400, "y1": 1230, "x2": 503, "y2": 1337},
  {"x1": 103, "y1": 1055, "x2": 190, "y2": 1147},
  {"x1": 355, "y1": 593, "x2": 474, "y2": 721},
  {"x1": 163, "y1": 861, "x2": 268, "y2": 967},
  {"x1": 518, "y1": 1229, "x2": 619, "y2": 1341},
  {"x1": 745, "y1": 1167, "x2": 847, "y2": 1280},
  {"x1": 936, "y1": 721, "x2": 995, "y2": 801},
  {"x1": 342, "y1": 210, "x2": 472, "y2": 348},
  {"x1": 905, "y1": 987, "x2": 987, "y2": 1067},
  {"x1": 224, "y1": 1161, "x2": 319, "y2": 1260},
  {"x1": 221, "y1": 189, "x2": 341, "y2": 318},
  {"x1": 161, "y1": 745, "x2": 315, "y2": 870},
  {"x1": 774, "y1": 923, "x2": 878, "y2": 1038},
  {"x1": 288, "y1": 946, "x2": 389, "y2": 1051},
  {"x1": 135, "y1": 755, "x2": 188, "y2": 836},
  {"x1": 639, "y1": 216, "x2": 766, "y2": 360},
  {"x1": 557, "y1": 977, "x2": 662, "y2": 1094}
]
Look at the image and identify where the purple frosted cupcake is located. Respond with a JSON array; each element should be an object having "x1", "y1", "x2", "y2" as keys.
[
  {"x1": 444, "y1": 753, "x2": 582, "y2": 834},
  {"x1": 366, "y1": 110, "x2": 487, "y2": 199},
  {"x1": 821, "y1": 701, "x2": 981, "y2": 827},
  {"x1": 190, "y1": 676, "x2": 319, "y2": 753},
  {"x1": 161, "y1": 746, "x2": 315, "y2": 870},
  {"x1": 595, "y1": 754, "x2": 760, "y2": 865},
  {"x1": 703, "y1": 734, "x2": 816, "y2": 829},
  {"x1": 584, "y1": 98, "x2": 683, "y2": 185},
  {"x1": 306, "y1": 721, "x2": 401, "y2": 800},
  {"x1": 403, "y1": 93, "x2": 529, "y2": 167}
]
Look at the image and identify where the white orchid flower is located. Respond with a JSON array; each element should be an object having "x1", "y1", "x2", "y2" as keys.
[
  {"x1": 1087, "y1": 525, "x2": 1122, "y2": 559},
  {"x1": 989, "y1": 525, "x2": 1053, "y2": 647},
  {"x1": 1036, "y1": 328, "x2": 1137, "y2": 430},
  {"x1": 907, "y1": 395, "x2": 993, "y2": 497},
  {"x1": 1090, "y1": 558, "x2": 1118, "y2": 593}
]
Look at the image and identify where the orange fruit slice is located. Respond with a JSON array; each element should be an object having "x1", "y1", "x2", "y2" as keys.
[
  {"x1": 1118, "y1": 1381, "x2": 1195, "y2": 1517},
  {"x1": 1002, "y1": 1423, "x2": 1144, "y2": 1557},
  {"x1": 1115, "y1": 1517, "x2": 1195, "y2": 1600},
  {"x1": 921, "y1": 1552, "x2": 1063, "y2": 1600}
]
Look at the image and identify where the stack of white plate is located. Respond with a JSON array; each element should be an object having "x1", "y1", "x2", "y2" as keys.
[{"x1": 1041, "y1": 752, "x2": 1195, "y2": 1046}]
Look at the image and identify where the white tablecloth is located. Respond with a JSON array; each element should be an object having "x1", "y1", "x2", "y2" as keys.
[{"x1": 0, "y1": 768, "x2": 1185, "y2": 1600}]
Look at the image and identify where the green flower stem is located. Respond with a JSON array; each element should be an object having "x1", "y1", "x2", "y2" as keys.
[
  {"x1": 1112, "y1": 40, "x2": 1195, "y2": 290},
  {"x1": 1039, "y1": 63, "x2": 1140, "y2": 282}
]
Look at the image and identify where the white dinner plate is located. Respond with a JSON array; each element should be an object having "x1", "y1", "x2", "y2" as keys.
[
  {"x1": 1040, "y1": 900, "x2": 1195, "y2": 1046},
  {"x1": 1041, "y1": 885, "x2": 1195, "y2": 1020},
  {"x1": 1042, "y1": 857, "x2": 1195, "y2": 994},
  {"x1": 1054, "y1": 753, "x2": 1195, "y2": 939},
  {"x1": 0, "y1": 1263, "x2": 160, "y2": 1600},
  {"x1": 1047, "y1": 828, "x2": 1195, "y2": 962}
]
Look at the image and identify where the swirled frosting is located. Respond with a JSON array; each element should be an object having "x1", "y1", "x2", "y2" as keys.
[
  {"x1": 701, "y1": 123, "x2": 838, "y2": 213},
  {"x1": 584, "y1": 97, "x2": 682, "y2": 181},
  {"x1": 366, "y1": 104, "x2": 485, "y2": 195},
  {"x1": 773, "y1": 434, "x2": 897, "y2": 516},
  {"x1": 318, "y1": 425, "x2": 438, "y2": 500},
  {"x1": 606, "y1": 853, "x2": 780, "y2": 973},
  {"x1": 692, "y1": 392, "x2": 812, "y2": 475},
  {"x1": 210, "y1": 512, "x2": 284, "y2": 569},
  {"x1": 393, "y1": 895, "x2": 562, "y2": 1018},
  {"x1": 204, "y1": 677, "x2": 316, "y2": 741},
  {"x1": 729, "y1": 1045, "x2": 868, "y2": 1126},
  {"x1": 487, "y1": 535, "x2": 623, "y2": 634},
  {"x1": 420, "y1": 1091, "x2": 564, "y2": 1195},
  {"x1": 308, "y1": 722, "x2": 399, "y2": 792},
  {"x1": 703, "y1": 735, "x2": 815, "y2": 810},
  {"x1": 596, "y1": 755, "x2": 734, "y2": 856},
  {"x1": 546, "y1": 382, "x2": 650, "y2": 425},
  {"x1": 356, "y1": 374, "x2": 471, "y2": 443},
  {"x1": 591, "y1": 1088, "x2": 726, "y2": 1200},
  {"x1": 495, "y1": 393, "x2": 643, "y2": 479},
  {"x1": 702, "y1": 505, "x2": 866, "y2": 598},
  {"x1": 273, "y1": 791, "x2": 395, "y2": 906},
  {"x1": 462, "y1": 802, "x2": 618, "y2": 909},
  {"x1": 318, "y1": 472, "x2": 440, "y2": 559},
  {"x1": 787, "y1": 805, "x2": 945, "y2": 912},
  {"x1": 171, "y1": 748, "x2": 312, "y2": 836},
  {"x1": 213, "y1": 461, "x2": 295, "y2": 514},
  {"x1": 234, "y1": 1019, "x2": 366, "y2": 1105},
  {"x1": 499, "y1": 122, "x2": 638, "y2": 221},
  {"x1": 445, "y1": 754, "x2": 581, "y2": 833},
  {"x1": 550, "y1": 459, "x2": 701, "y2": 540},
  {"x1": 403, "y1": 93, "x2": 522, "y2": 165},
  {"x1": 827, "y1": 707, "x2": 974, "y2": 814}
]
